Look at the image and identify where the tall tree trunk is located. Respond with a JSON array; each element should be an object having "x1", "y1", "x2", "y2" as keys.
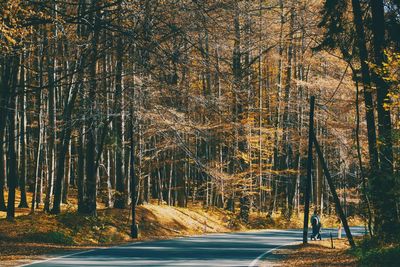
[
  {"x1": 129, "y1": 104, "x2": 138, "y2": 238},
  {"x1": 303, "y1": 96, "x2": 315, "y2": 244},
  {"x1": 370, "y1": 0, "x2": 394, "y2": 174},
  {"x1": 77, "y1": 125, "x2": 85, "y2": 213},
  {"x1": 351, "y1": 0, "x2": 379, "y2": 169},
  {"x1": 354, "y1": 73, "x2": 373, "y2": 237},
  {"x1": 0, "y1": 57, "x2": 8, "y2": 211},
  {"x1": 271, "y1": 0, "x2": 285, "y2": 214},
  {"x1": 77, "y1": 0, "x2": 87, "y2": 214},
  {"x1": 6, "y1": 56, "x2": 19, "y2": 220},
  {"x1": 18, "y1": 52, "x2": 28, "y2": 208},
  {"x1": 83, "y1": 0, "x2": 100, "y2": 216},
  {"x1": 32, "y1": 40, "x2": 45, "y2": 212},
  {"x1": 44, "y1": 28, "x2": 57, "y2": 213},
  {"x1": 62, "y1": 142, "x2": 71, "y2": 204},
  {"x1": 113, "y1": 25, "x2": 126, "y2": 209},
  {"x1": 0, "y1": 125, "x2": 7, "y2": 211},
  {"x1": 369, "y1": 0, "x2": 398, "y2": 238},
  {"x1": 281, "y1": 4, "x2": 295, "y2": 217},
  {"x1": 52, "y1": 55, "x2": 83, "y2": 214}
]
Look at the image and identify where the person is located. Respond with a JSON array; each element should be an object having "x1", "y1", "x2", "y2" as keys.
[{"x1": 310, "y1": 209, "x2": 322, "y2": 240}]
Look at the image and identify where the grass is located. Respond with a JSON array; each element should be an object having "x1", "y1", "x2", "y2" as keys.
[{"x1": 24, "y1": 231, "x2": 75, "y2": 245}]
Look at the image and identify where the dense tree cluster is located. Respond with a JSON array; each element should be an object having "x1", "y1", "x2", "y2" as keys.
[
  {"x1": 0, "y1": 0, "x2": 399, "y2": 240},
  {"x1": 318, "y1": 0, "x2": 400, "y2": 239}
]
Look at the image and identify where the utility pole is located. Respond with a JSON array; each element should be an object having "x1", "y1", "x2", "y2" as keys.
[{"x1": 303, "y1": 96, "x2": 315, "y2": 244}]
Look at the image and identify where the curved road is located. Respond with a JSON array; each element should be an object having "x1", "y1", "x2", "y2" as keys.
[{"x1": 25, "y1": 227, "x2": 364, "y2": 267}]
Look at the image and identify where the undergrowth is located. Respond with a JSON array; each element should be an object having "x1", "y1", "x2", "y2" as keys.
[{"x1": 351, "y1": 237, "x2": 400, "y2": 267}]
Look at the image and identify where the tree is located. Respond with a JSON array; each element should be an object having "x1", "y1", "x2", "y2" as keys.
[
  {"x1": 369, "y1": 0, "x2": 399, "y2": 238},
  {"x1": 5, "y1": 56, "x2": 19, "y2": 220}
]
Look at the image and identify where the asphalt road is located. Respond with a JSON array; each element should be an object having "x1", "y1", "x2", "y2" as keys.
[{"x1": 25, "y1": 227, "x2": 365, "y2": 267}]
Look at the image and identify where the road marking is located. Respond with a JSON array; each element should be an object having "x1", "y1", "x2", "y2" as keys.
[
  {"x1": 19, "y1": 242, "x2": 144, "y2": 267},
  {"x1": 20, "y1": 228, "x2": 364, "y2": 266},
  {"x1": 19, "y1": 249, "x2": 96, "y2": 267},
  {"x1": 249, "y1": 227, "x2": 366, "y2": 266},
  {"x1": 248, "y1": 241, "x2": 299, "y2": 267}
]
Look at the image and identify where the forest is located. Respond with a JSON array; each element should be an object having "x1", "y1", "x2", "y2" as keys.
[{"x1": 0, "y1": 0, "x2": 400, "y2": 264}]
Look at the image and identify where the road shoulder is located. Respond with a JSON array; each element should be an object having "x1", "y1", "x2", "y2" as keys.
[{"x1": 260, "y1": 238, "x2": 357, "y2": 266}]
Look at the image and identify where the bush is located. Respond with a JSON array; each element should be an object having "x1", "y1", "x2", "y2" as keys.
[
  {"x1": 359, "y1": 246, "x2": 400, "y2": 266},
  {"x1": 352, "y1": 237, "x2": 400, "y2": 266}
]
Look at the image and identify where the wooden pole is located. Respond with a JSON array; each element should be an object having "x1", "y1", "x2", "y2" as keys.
[
  {"x1": 303, "y1": 96, "x2": 315, "y2": 244},
  {"x1": 313, "y1": 132, "x2": 355, "y2": 248}
]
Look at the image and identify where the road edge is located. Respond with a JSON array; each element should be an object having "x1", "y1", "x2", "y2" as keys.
[{"x1": 248, "y1": 241, "x2": 300, "y2": 267}]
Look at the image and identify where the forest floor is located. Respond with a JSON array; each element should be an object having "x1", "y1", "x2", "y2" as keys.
[
  {"x1": 260, "y1": 238, "x2": 359, "y2": 266},
  {"x1": 0, "y1": 189, "x2": 364, "y2": 266}
]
